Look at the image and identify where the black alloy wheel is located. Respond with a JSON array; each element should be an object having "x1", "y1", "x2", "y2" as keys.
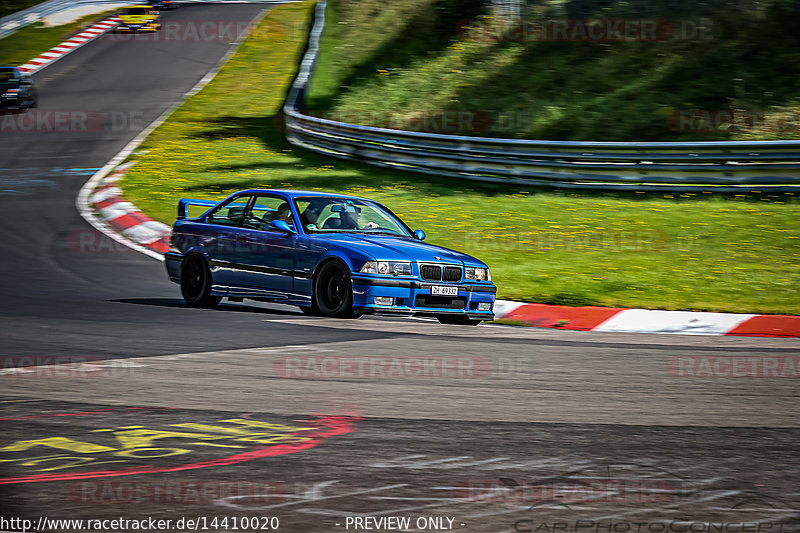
[
  {"x1": 314, "y1": 261, "x2": 359, "y2": 318},
  {"x1": 181, "y1": 255, "x2": 221, "y2": 308}
]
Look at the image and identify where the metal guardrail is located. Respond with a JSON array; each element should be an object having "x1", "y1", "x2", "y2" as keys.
[{"x1": 284, "y1": 0, "x2": 800, "y2": 192}]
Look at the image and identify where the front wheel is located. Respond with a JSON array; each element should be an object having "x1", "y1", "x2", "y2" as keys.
[
  {"x1": 181, "y1": 255, "x2": 221, "y2": 308},
  {"x1": 437, "y1": 315, "x2": 482, "y2": 326},
  {"x1": 313, "y1": 261, "x2": 359, "y2": 318}
]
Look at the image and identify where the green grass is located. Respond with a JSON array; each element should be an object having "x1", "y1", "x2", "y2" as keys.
[
  {"x1": 119, "y1": 1, "x2": 800, "y2": 315},
  {"x1": 306, "y1": 0, "x2": 800, "y2": 141},
  {"x1": 0, "y1": 9, "x2": 118, "y2": 66}
]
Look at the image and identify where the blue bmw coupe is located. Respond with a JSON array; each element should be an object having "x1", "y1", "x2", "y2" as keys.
[{"x1": 165, "y1": 190, "x2": 496, "y2": 325}]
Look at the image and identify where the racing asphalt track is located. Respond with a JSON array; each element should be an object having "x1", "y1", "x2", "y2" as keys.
[{"x1": 1, "y1": 4, "x2": 799, "y2": 531}]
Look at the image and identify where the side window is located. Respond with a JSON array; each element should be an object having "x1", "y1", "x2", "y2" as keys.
[
  {"x1": 245, "y1": 195, "x2": 295, "y2": 231},
  {"x1": 207, "y1": 196, "x2": 252, "y2": 227}
]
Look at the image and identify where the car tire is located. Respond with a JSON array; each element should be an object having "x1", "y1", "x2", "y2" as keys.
[
  {"x1": 313, "y1": 260, "x2": 360, "y2": 318},
  {"x1": 181, "y1": 255, "x2": 221, "y2": 308},
  {"x1": 437, "y1": 315, "x2": 482, "y2": 326}
]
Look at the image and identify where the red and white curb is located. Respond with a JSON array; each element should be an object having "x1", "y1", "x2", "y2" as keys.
[
  {"x1": 86, "y1": 161, "x2": 171, "y2": 254},
  {"x1": 18, "y1": 17, "x2": 119, "y2": 74},
  {"x1": 493, "y1": 301, "x2": 800, "y2": 338}
]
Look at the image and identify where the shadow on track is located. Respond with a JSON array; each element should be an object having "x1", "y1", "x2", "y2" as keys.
[{"x1": 109, "y1": 298, "x2": 304, "y2": 316}]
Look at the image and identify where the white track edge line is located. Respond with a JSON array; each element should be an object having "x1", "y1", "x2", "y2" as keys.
[{"x1": 76, "y1": 6, "x2": 275, "y2": 262}]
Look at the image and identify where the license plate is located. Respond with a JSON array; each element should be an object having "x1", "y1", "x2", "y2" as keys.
[{"x1": 431, "y1": 285, "x2": 458, "y2": 296}]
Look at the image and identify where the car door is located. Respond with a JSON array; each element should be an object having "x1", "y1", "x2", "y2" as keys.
[
  {"x1": 201, "y1": 194, "x2": 254, "y2": 291},
  {"x1": 226, "y1": 194, "x2": 298, "y2": 296}
]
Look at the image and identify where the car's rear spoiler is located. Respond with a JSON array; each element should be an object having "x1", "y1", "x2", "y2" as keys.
[{"x1": 177, "y1": 199, "x2": 217, "y2": 220}]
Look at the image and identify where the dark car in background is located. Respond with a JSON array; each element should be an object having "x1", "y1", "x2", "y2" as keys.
[
  {"x1": 148, "y1": 0, "x2": 178, "y2": 10},
  {"x1": 0, "y1": 67, "x2": 37, "y2": 111}
]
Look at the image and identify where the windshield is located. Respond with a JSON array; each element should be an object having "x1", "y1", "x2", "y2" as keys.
[
  {"x1": 122, "y1": 7, "x2": 149, "y2": 15},
  {"x1": 294, "y1": 197, "x2": 411, "y2": 237}
]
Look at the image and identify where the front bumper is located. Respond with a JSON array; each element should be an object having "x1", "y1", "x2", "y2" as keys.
[
  {"x1": 117, "y1": 22, "x2": 159, "y2": 32},
  {"x1": 1, "y1": 97, "x2": 24, "y2": 109},
  {"x1": 351, "y1": 275, "x2": 496, "y2": 319}
]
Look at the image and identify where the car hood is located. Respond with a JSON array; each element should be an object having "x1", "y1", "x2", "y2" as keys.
[{"x1": 313, "y1": 233, "x2": 486, "y2": 266}]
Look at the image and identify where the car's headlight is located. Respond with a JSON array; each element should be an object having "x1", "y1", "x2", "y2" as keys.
[
  {"x1": 360, "y1": 261, "x2": 412, "y2": 276},
  {"x1": 465, "y1": 267, "x2": 490, "y2": 281}
]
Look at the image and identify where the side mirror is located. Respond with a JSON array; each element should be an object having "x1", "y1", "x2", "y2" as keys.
[
  {"x1": 414, "y1": 229, "x2": 426, "y2": 241},
  {"x1": 270, "y1": 220, "x2": 296, "y2": 234}
]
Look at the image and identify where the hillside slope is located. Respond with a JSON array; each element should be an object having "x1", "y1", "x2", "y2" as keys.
[{"x1": 308, "y1": 0, "x2": 800, "y2": 141}]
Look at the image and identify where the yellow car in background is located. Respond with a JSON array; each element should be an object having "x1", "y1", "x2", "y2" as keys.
[{"x1": 116, "y1": 5, "x2": 161, "y2": 32}]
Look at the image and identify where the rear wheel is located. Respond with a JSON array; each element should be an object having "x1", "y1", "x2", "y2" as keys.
[
  {"x1": 181, "y1": 255, "x2": 221, "y2": 308},
  {"x1": 313, "y1": 261, "x2": 359, "y2": 318},
  {"x1": 437, "y1": 315, "x2": 482, "y2": 326}
]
